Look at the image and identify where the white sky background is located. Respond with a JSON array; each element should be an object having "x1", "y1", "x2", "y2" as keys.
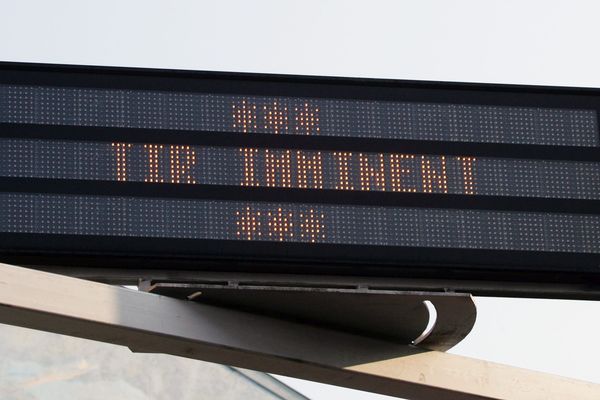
[{"x1": 2, "y1": 1, "x2": 600, "y2": 398}]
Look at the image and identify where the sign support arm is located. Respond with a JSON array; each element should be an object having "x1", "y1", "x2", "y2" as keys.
[{"x1": 0, "y1": 262, "x2": 597, "y2": 400}]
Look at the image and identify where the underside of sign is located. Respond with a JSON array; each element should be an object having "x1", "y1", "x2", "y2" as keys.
[{"x1": 141, "y1": 281, "x2": 477, "y2": 351}]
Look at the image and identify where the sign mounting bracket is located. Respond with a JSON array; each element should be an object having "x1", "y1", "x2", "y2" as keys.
[{"x1": 141, "y1": 281, "x2": 477, "y2": 351}]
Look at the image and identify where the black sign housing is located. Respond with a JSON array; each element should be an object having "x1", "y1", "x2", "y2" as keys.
[{"x1": 0, "y1": 62, "x2": 599, "y2": 298}]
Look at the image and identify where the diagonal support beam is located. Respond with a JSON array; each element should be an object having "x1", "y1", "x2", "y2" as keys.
[{"x1": 0, "y1": 262, "x2": 598, "y2": 400}]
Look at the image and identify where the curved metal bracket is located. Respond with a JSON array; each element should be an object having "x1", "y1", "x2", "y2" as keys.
[{"x1": 144, "y1": 283, "x2": 476, "y2": 351}]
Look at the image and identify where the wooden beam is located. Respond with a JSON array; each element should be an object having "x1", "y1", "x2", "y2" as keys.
[{"x1": 0, "y1": 263, "x2": 598, "y2": 400}]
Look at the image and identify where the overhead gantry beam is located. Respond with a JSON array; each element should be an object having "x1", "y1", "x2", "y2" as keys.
[{"x1": 0, "y1": 262, "x2": 598, "y2": 400}]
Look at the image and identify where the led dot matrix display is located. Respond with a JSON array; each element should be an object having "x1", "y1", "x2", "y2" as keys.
[
  {"x1": 0, "y1": 62, "x2": 599, "y2": 284},
  {"x1": 0, "y1": 84, "x2": 598, "y2": 146},
  {"x1": 2, "y1": 138, "x2": 598, "y2": 200},
  {"x1": 1, "y1": 193, "x2": 598, "y2": 253}
]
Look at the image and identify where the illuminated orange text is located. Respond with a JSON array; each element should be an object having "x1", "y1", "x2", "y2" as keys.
[
  {"x1": 232, "y1": 100, "x2": 320, "y2": 135},
  {"x1": 111, "y1": 142, "x2": 132, "y2": 181},
  {"x1": 236, "y1": 207, "x2": 326, "y2": 243}
]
